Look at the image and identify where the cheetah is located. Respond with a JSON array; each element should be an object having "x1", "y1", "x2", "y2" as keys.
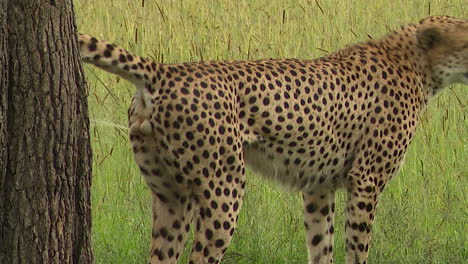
[{"x1": 79, "y1": 16, "x2": 468, "y2": 264}]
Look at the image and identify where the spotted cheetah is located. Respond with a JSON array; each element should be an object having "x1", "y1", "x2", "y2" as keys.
[{"x1": 79, "y1": 15, "x2": 468, "y2": 264}]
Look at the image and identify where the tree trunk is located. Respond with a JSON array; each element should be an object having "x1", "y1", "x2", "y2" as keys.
[{"x1": 0, "y1": 0, "x2": 93, "y2": 263}]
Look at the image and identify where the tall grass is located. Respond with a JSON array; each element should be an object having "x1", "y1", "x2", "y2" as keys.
[{"x1": 75, "y1": 0, "x2": 467, "y2": 263}]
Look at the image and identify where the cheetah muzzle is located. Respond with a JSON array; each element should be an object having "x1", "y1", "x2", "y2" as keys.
[{"x1": 79, "y1": 15, "x2": 467, "y2": 264}]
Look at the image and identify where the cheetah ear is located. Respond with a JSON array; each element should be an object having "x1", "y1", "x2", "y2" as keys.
[{"x1": 417, "y1": 27, "x2": 442, "y2": 51}]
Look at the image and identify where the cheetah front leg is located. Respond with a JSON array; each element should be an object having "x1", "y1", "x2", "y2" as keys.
[
  {"x1": 303, "y1": 189, "x2": 336, "y2": 264},
  {"x1": 343, "y1": 170, "x2": 381, "y2": 264}
]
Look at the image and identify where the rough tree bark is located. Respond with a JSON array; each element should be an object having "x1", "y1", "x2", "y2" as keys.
[{"x1": 0, "y1": 0, "x2": 93, "y2": 263}]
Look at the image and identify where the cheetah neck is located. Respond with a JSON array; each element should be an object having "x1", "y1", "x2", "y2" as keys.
[{"x1": 377, "y1": 26, "x2": 441, "y2": 110}]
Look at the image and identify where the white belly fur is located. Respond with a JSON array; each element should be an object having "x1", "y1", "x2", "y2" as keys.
[{"x1": 244, "y1": 141, "x2": 350, "y2": 192}]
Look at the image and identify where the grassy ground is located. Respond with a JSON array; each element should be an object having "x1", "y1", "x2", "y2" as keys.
[{"x1": 75, "y1": 0, "x2": 467, "y2": 263}]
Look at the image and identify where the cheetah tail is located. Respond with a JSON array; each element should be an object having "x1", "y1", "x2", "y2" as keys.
[{"x1": 79, "y1": 33, "x2": 157, "y2": 87}]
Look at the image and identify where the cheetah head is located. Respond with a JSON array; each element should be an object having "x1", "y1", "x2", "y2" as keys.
[{"x1": 417, "y1": 16, "x2": 468, "y2": 88}]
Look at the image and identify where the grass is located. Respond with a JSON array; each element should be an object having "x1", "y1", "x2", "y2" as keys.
[{"x1": 75, "y1": 0, "x2": 467, "y2": 263}]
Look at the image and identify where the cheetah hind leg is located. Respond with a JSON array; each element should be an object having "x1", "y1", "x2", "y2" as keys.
[
  {"x1": 148, "y1": 191, "x2": 195, "y2": 264},
  {"x1": 303, "y1": 189, "x2": 336, "y2": 264},
  {"x1": 188, "y1": 159, "x2": 246, "y2": 264}
]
